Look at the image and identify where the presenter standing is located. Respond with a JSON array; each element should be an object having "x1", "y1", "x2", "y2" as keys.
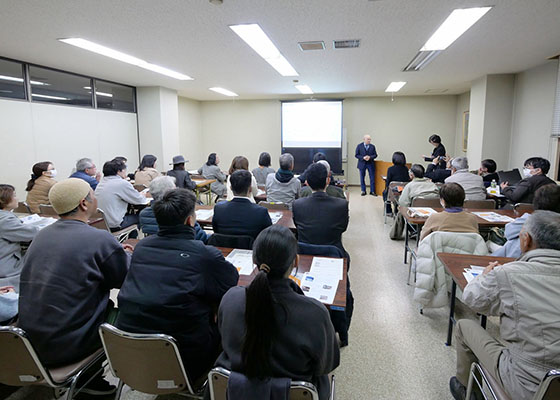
[{"x1": 355, "y1": 134, "x2": 378, "y2": 196}]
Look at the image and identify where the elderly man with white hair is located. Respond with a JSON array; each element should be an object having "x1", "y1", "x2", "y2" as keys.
[
  {"x1": 355, "y1": 134, "x2": 378, "y2": 196},
  {"x1": 70, "y1": 157, "x2": 101, "y2": 189},
  {"x1": 444, "y1": 157, "x2": 486, "y2": 201},
  {"x1": 300, "y1": 160, "x2": 346, "y2": 199},
  {"x1": 449, "y1": 210, "x2": 560, "y2": 400},
  {"x1": 138, "y1": 176, "x2": 208, "y2": 242}
]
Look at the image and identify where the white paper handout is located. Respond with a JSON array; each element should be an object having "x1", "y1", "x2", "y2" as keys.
[
  {"x1": 19, "y1": 214, "x2": 57, "y2": 230},
  {"x1": 309, "y1": 257, "x2": 343, "y2": 281},
  {"x1": 225, "y1": 249, "x2": 255, "y2": 275},
  {"x1": 472, "y1": 212, "x2": 514, "y2": 223},
  {"x1": 195, "y1": 209, "x2": 214, "y2": 220},
  {"x1": 463, "y1": 265, "x2": 486, "y2": 284},
  {"x1": 257, "y1": 189, "x2": 266, "y2": 197},
  {"x1": 268, "y1": 212, "x2": 283, "y2": 224},
  {"x1": 300, "y1": 272, "x2": 339, "y2": 304},
  {"x1": 407, "y1": 207, "x2": 437, "y2": 217}
]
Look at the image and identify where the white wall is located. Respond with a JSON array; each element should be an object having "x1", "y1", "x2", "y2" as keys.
[
  {"x1": 183, "y1": 96, "x2": 458, "y2": 185},
  {"x1": 467, "y1": 76, "x2": 487, "y2": 167},
  {"x1": 0, "y1": 99, "x2": 139, "y2": 195},
  {"x1": 454, "y1": 91, "x2": 470, "y2": 157},
  {"x1": 178, "y1": 97, "x2": 204, "y2": 169},
  {"x1": 509, "y1": 60, "x2": 559, "y2": 176}
]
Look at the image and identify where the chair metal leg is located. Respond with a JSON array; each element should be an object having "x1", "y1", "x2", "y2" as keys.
[
  {"x1": 64, "y1": 375, "x2": 79, "y2": 400},
  {"x1": 114, "y1": 380, "x2": 124, "y2": 400}
]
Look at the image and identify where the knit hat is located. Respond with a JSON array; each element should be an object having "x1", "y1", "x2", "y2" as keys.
[{"x1": 48, "y1": 178, "x2": 91, "y2": 215}]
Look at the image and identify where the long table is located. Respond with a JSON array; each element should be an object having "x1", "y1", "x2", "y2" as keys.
[
  {"x1": 123, "y1": 240, "x2": 346, "y2": 309},
  {"x1": 437, "y1": 253, "x2": 515, "y2": 346},
  {"x1": 195, "y1": 204, "x2": 296, "y2": 232},
  {"x1": 399, "y1": 207, "x2": 523, "y2": 264}
]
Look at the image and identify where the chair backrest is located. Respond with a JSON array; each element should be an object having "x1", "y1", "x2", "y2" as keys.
[
  {"x1": 389, "y1": 181, "x2": 408, "y2": 192},
  {"x1": 0, "y1": 326, "x2": 52, "y2": 387},
  {"x1": 207, "y1": 233, "x2": 254, "y2": 250},
  {"x1": 514, "y1": 203, "x2": 534, "y2": 213},
  {"x1": 133, "y1": 184, "x2": 147, "y2": 192},
  {"x1": 411, "y1": 197, "x2": 441, "y2": 208},
  {"x1": 297, "y1": 242, "x2": 345, "y2": 259},
  {"x1": 464, "y1": 199, "x2": 496, "y2": 210},
  {"x1": 534, "y1": 369, "x2": 560, "y2": 400},
  {"x1": 91, "y1": 209, "x2": 112, "y2": 231},
  {"x1": 258, "y1": 201, "x2": 289, "y2": 211},
  {"x1": 39, "y1": 204, "x2": 58, "y2": 216},
  {"x1": 14, "y1": 202, "x2": 32, "y2": 214},
  {"x1": 207, "y1": 367, "x2": 320, "y2": 400},
  {"x1": 98, "y1": 323, "x2": 194, "y2": 395}
]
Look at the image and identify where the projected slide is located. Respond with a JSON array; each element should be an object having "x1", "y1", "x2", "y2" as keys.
[{"x1": 282, "y1": 101, "x2": 342, "y2": 148}]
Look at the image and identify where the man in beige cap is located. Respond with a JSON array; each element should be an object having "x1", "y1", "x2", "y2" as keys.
[{"x1": 18, "y1": 178, "x2": 130, "y2": 396}]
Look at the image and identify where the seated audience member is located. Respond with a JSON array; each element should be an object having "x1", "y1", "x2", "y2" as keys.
[
  {"x1": 425, "y1": 156, "x2": 452, "y2": 183},
  {"x1": 293, "y1": 163, "x2": 348, "y2": 255},
  {"x1": 444, "y1": 157, "x2": 486, "y2": 201},
  {"x1": 398, "y1": 164, "x2": 439, "y2": 207},
  {"x1": 18, "y1": 178, "x2": 129, "y2": 393},
  {"x1": 493, "y1": 184, "x2": 560, "y2": 258},
  {"x1": 226, "y1": 156, "x2": 259, "y2": 202},
  {"x1": 298, "y1": 152, "x2": 327, "y2": 184},
  {"x1": 0, "y1": 185, "x2": 40, "y2": 290},
  {"x1": 252, "y1": 152, "x2": 275, "y2": 185},
  {"x1": 213, "y1": 170, "x2": 272, "y2": 239},
  {"x1": 450, "y1": 210, "x2": 560, "y2": 400},
  {"x1": 300, "y1": 160, "x2": 345, "y2": 199},
  {"x1": 117, "y1": 189, "x2": 238, "y2": 383},
  {"x1": 420, "y1": 183, "x2": 479, "y2": 241},
  {"x1": 383, "y1": 151, "x2": 410, "y2": 214},
  {"x1": 501, "y1": 157, "x2": 556, "y2": 204},
  {"x1": 25, "y1": 161, "x2": 57, "y2": 213},
  {"x1": 215, "y1": 225, "x2": 339, "y2": 400},
  {"x1": 167, "y1": 155, "x2": 196, "y2": 190},
  {"x1": 478, "y1": 158, "x2": 499, "y2": 187},
  {"x1": 138, "y1": 176, "x2": 208, "y2": 243},
  {"x1": 266, "y1": 153, "x2": 301, "y2": 209},
  {"x1": 0, "y1": 286, "x2": 18, "y2": 324},
  {"x1": 70, "y1": 158, "x2": 101, "y2": 190},
  {"x1": 198, "y1": 153, "x2": 227, "y2": 197},
  {"x1": 113, "y1": 156, "x2": 135, "y2": 181},
  {"x1": 95, "y1": 159, "x2": 148, "y2": 231},
  {"x1": 134, "y1": 154, "x2": 160, "y2": 186}
]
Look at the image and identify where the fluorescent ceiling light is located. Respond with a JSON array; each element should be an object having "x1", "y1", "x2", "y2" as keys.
[
  {"x1": 230, "y1": 24, "x2": 299, "y2": 77},
  {"x1": 385, "y1": 81, "x2": 407, "y2": 92},
  {"x1": 84, "y1": 86, "x2": 114, "y2": 97},
  {"x1": 58, "y1": 38, "x2": 193, "y2": 80},
  {"x1": 295, "y1": 84, "x2": 313, "y2": 94},
  {"x1": 421, "y1": 7, "x2": 492, "y2": 51},
  {"x1": 209, "y1": 87, "x2": 238, "y2": 97},
  {"x1": 32, "y1": 93, "x2": 68, "y2": 100},
  {"x1": 0, "y1": 75, "x2": 49, "y2": 85}
]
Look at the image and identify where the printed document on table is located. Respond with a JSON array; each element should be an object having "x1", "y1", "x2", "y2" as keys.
[
  {"x1": 256, "y1": 189, "x2": 266, "y2": 196},
  {"x1": 472, "y1": 212, "x2": 514, "y2": 223},
  {"x1": 19, "y1": 214, "x2": 57, "y2": 230},
  {"x1": 309, "y1": 257, "x2": 343, "y2": 280},
  {"x1": 408, "y1": 207, "x2": 437, "y2": 217},
  {"x1": 268, "y1": 212, "x2": 283, "y2": 224},
  {"x1": 225, "y1": 249, "x2": 255, "y2": 275},
  {"x1": 195, "y1": 209, "x2": 214, "y2": 220},
  {"x1": 463, "y1": 265, "x2": 485, "y2": 284},
  {"x1": 300, "y1": 272, "x2": 338, "y2": 304}
]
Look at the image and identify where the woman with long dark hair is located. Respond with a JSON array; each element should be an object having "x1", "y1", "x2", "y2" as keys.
[
  {"x1": 25, "y1": 161, "x2": 57, "y2": 213},
  {"x1": 216, "y1": 225, "x2": 339, "y2": 399},
  {"x1": 198, "y1": 153, "x2": 227, "y2": 197},
  {"x1": 134, "y1": 154, "x2": 160, "y2": 186}
]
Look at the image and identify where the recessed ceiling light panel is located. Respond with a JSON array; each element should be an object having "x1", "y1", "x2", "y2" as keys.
[
  {"x1": 385, "y1": 81, "x2": 406, "y2": 92},
  {"x1": 295, "y1": 84, "x2": 313, "y2": 94},
  {"x1": 298, "y1": 41, "x2": 325, "y2": 51},
  {"x1": 209, "y1": 87, "x2": 238, "y2": 97}
]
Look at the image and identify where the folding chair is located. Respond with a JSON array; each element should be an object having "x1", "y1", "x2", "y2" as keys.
[
  {"x1": 99, "y1": 323, "x2": 204, "y2": 400},
  {"x1": 207, "y1": 233, "x2": 254, "y2": 250},
  {"x1": 464, "y1": 200, "x2": 496, "y2": 210},
  {"x1": 96, "y1": 209, "x2": 137, "y2": 243},
  {"x1": 514, "y1": 203, "x2": 534, "y2": 214},
  {"x1": 39, "y1": 204, "x2": 58, "y2": 216},
  {"x1": 0, "y1": 326, "x2": 105, "y2": 400},
  {"x1": 14, "y1": 201, "x2": 32, "y2": 214},
  {"x1": 384, "y1": 181, "x2": 408, "y2": 224},
  {"x1": 133, "y1": 184, "x2": 147, "y2": 192},
  {"x1": 208, "y1": 367, "x2": 335, "y2": 400},
  {"x1": 258, "y1": 201, "x2": 290, "y2": 211}
]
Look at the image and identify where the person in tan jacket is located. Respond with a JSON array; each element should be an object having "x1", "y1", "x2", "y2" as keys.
[
  {"x1": 419, "y1": 183, "x2": 478, "y2": 242},
  {"x1": 25, "y1": 161, "x2": 57, "y2": 213},
  {"x1": 134, "y1": 154, "x2": 160, "y2": 186}
]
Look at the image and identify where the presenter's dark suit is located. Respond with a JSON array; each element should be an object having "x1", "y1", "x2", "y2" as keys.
[
  {"x1": 292, "y1": 192, "x2": 349, "y2": 255},
  {"x1": 212, "y1": 197, "x2": 272, "y2": 239},
  {"x1": 355, "y1": 143, "x2": 377, "y2": 193}
]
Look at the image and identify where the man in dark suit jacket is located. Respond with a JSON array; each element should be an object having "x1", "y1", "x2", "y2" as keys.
[
  {"x1": 293, "y1": 163, "x2": 349, "y2": 255},
  {"x1": 355, "y1": 134, "x2": 378, "y2": 196},
  {"x1": 213, "y1": 170, "x2": 272, "y2": 239}
]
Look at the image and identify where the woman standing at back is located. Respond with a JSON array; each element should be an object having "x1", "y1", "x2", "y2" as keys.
[
  {"x1": 215, "y1": 225, "x2": 339, "y2": 399},
  {"x1": 134, "y1": 154, "x2": 160, "y2": 186},
  {"x1": 25, "y1": 161, "x2": 57, "y2": 213}
]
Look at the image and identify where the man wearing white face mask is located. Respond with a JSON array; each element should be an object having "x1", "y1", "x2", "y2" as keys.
[
  {"x1": 501, "y1": 157, "x2": 556, "y2": 204},
  {"x1": 25, "y1": 161, "x2": 58, "y2": 213}
]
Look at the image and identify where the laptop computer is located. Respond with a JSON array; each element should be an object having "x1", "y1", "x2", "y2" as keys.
[{"x1": 498, "y1": 168, "x2": 523, "y2": 186}]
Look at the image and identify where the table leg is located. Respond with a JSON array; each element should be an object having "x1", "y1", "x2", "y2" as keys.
[
  {"x1": 404, "y1": 221, "x2": 409, "y2": 264},
  {"x1": 446, "y1": 281, "x2": 457, "y2": 346}
]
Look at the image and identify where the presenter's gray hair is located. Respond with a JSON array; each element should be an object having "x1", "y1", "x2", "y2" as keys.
[
  {"x1": 149, "y1": 176, "x2": 176, "y2": 201},
  {"x1": 451, "y1": 157, "x2": 469, "y2": 171},
  {"x1": 523, "y1": 210, "x2": 560, "y2": 251},
  {"x1": 279, "y1": 153, "x2": 294, "y2": 170},
  {"x1": 317, "y1": 160, "x2": 330, "y2": 175},
  {"x1": 76, "y1": 158, "x2": 94, "y2": 172}
]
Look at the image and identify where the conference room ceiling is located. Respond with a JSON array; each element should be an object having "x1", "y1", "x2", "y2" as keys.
[{"x1": 1, "y1": 0, "x2": 559, "y2": 101}]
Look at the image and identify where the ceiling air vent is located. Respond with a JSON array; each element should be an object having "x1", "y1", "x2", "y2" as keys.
[
  {"x1": 403, "y1": 50, "x2": 441, "y2": 71},
  {"x1": 333, "y1": 39, "x2": 360, "y2": 49},
  {"x1": 298, "y1": 41, "x2": 325, "y2": 51},
  {"x1": 425, "y1": 89, "x2": 448, "y2": 94}
]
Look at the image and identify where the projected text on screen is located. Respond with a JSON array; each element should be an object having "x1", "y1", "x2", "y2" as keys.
[{"x1": 282, "y1": 101, "x2": 342, "y2": 148}]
